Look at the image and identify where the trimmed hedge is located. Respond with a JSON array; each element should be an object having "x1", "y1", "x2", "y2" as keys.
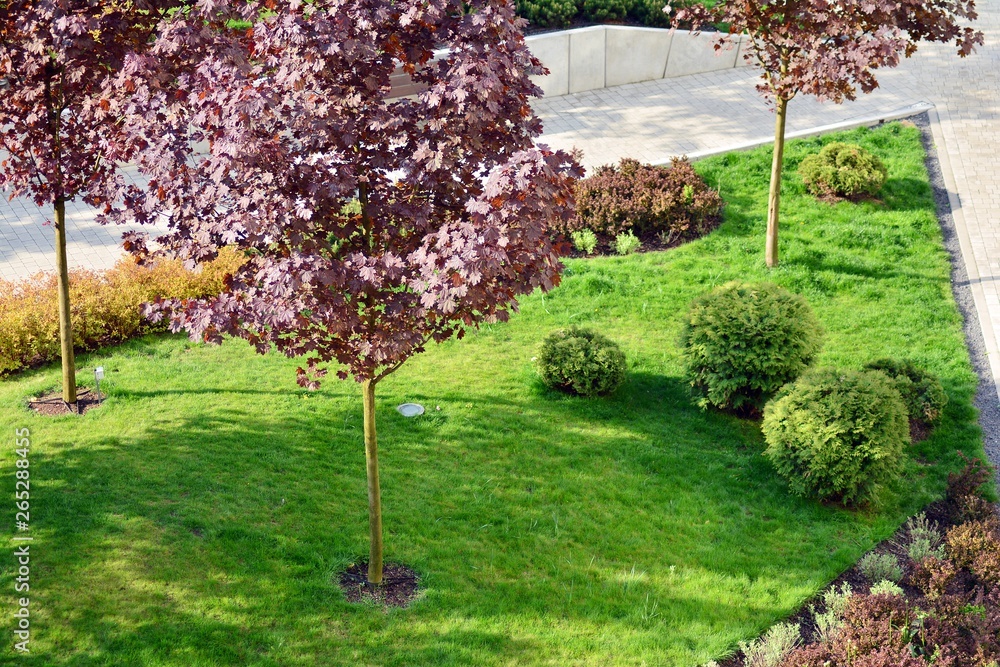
[
  {"x1": 0, "y1": 249, "x2": 243, "y2": 375},
  {"x1": 517, "y1": 0, "x2": 677, "y2": 28},
  {"x1": 762, "y1": 368, "x2": 909, "y2": 505},
  {"x1": 680, "y1": 281, "x2": 823, "y2": 412}
]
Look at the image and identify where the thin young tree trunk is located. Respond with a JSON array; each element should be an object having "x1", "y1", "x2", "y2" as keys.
[
  {"x1": 54, "y1": 198, "x2": 77, "y2": 405},
  {"x1": 765, "y1": 97, "x2": 789, "y2": 268},
  {"x1": 362, "y1": 379, "x2": 384, "y2": 586}
]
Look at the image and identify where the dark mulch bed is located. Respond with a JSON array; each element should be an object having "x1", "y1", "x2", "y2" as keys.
[
  {"x1": 339, "y1": 561, "x2": 421, "y2": 608},
  {"x1": 714, "y1": 497, "x2": 989, "y2": 666},
  {"x1": 28, "y1": 387, "x2": 103, "y2": 416},
  {"x1": 810, "y1": 191, "x2": 884, "y2": 207},
  {"x1": 560, "y1": 221, "x2": 722, "y2": 259}
]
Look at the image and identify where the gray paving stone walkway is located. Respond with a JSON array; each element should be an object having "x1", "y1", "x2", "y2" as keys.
[
  {"x1": 0, "y1": 166, "x2": 152, "y2": 281},
  {"x1": 1, "y1": 11, "x2": 998, "y2": 397}
]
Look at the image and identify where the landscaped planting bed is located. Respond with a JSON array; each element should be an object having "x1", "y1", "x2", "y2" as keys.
[{"x1": 0, "y1": 122, "x2": 989, "y2": 666}]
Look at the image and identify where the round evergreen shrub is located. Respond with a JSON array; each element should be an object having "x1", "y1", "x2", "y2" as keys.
[
  {"x1": 863, "y1": 358, "x2": 948, "y2": 424},
  {"x1": 680, "y1": 282, "x2": 823, "y2": 412},
  {"x1": 537, "y1": 328, "x2": 626, "y2": 397},
  {"x1": 762, "y1": 368, "x2": 910, "y2": 504},
  {"x1": 798, "y1": 142, "x2": 888, "y2": 199}
]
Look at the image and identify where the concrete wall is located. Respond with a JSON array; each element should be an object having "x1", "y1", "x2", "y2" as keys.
[
  {"x1": 389, "y1": 26, "x2": 749, "y2": 100},
  {"x1": 525, "y1": 26, "x2": 749, "y2": 97}
]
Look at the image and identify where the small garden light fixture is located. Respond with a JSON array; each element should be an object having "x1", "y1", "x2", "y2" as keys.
[
  {"x1": 396, "y1": 403, "x2": 424, "y2": 417},
  {"x1": 94, "y1": 366, "x2": 105, "y2": 400}
]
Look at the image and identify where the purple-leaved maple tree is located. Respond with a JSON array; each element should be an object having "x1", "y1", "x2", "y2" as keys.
[
  {"x1": 108, "y1": 0, "x2": 581, "y2": 585},
  {"x1": 0, "y1": 0, "x2": 181, "y2": 404},
  {"x1": 674, "y1": 0, "x2": 983, "y2": 267}
]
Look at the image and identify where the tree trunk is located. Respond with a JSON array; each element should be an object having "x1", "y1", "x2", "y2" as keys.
[
  {"x1": 766, "y1": 97, "x2": 789, "y2": 268},
  {"x1": 362, "y1": 379, "x2": 384, "y2": 586},
  {"x1": 54, "y1": 199, "x2": 77, "y2": 405}
]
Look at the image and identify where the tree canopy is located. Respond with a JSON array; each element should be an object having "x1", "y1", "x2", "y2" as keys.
[
  {"x1": 674, "y1": 0, "x2": 983, "y2": 267},
  {"x1": 107, "y1": 0, "x2": 582, "y2": 584},
  {"x1": 0, "y1": 0, "x2": 184, "y2": 403}
]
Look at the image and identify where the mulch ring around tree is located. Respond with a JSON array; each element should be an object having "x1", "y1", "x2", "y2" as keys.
[
  {"x1": 28, "y1": 387, "x2": 103, "y2": 416},
  {"x1": 338, "y1": 561, "x2": 421, "y2": 608}
]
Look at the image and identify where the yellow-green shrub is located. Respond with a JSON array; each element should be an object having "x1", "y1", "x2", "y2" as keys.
[{"x1": 0, "y1": 248, "x2": 243, "y2": 375}]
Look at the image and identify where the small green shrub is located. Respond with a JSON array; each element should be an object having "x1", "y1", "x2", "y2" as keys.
[
  {"x1": 868, "y1": 580, "x2": 904, "y2": 596},
  {"x1": 629, "y1": 0, "x2": 675, "y2": 26},
  {"x1": 739, "y1": 621, "x2": 800, "y2": 667},
  {"x1": 858, "y1": 553, "x2": 903, "y2": 584},
  {"x1": 537, "y1": 327, "x2": 626, "y2": 397},
  {"x1": 571, "y1": 229, "x2": 599, "y2": 255},
  {"x1": 516, "y1": 0, "x2": 693, "y2": 28},
  {"x1": 863, "y1": 358, "x2": 947, "y2": 424},
  {"x1": 680, "y1": 282, "x2": 823, "y2": 412},
  {"x1": 812, "y1": 583, "x2": 853, "y2": 644},
  {"x1": 762, "y1": 368, "x2": 908, "y2": 504},
  {"x1": 798, "y1": 142, "x2": 888, "y2": 199},
  {"x1": 614, "y1": 231, "x2": 641, "y2": 255},
  {"x1": 895, "y1": 513, "x2": 944, "y2": 562}
]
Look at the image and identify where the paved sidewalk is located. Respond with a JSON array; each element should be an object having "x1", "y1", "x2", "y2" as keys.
[
  {"x1": 0, "y1": 183, "x2": 152, "y2": 281},
  {"x1": 534, "y1": 63, "x2": 926, "y2": 171}
]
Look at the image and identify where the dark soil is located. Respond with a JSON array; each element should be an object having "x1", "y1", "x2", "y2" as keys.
[
  {"x1": 910, "y1": 418, "x2": 931, "y2": 444},
  {"x1": 715, "y1": 498, "x2": 987, "y2": 666},
  {"x1": 28, "y1": 387, "x2": 103, "y2": 416},
  {"x1": 338, "y1": 561, "x2": 421, "y2": 609},
  {"x1": 810, "y1": 190, "x2": 884, "y2": 207},
  {"x1": 561, "y1": 218, "x2": 723, "y2": 259}
]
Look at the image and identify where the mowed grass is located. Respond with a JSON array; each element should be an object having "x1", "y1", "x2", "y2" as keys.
[{"x1": 0, "y1": 123, "x2": 986, "y2": 666}]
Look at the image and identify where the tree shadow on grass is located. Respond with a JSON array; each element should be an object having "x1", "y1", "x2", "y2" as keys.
[{"x1": 12, "y1": 368, "x2": 949, "y2": 666}]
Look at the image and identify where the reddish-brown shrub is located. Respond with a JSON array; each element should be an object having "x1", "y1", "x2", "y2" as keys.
[
  {"x1": 778, "y1": 521, "x2": 1000, "y2": 667},
  {"x1": 945, "y1": 453, "x2": 994, "y2": 523},
  {"x1": 561, "y1": 157, "x2": 723, "y2": 245},
  {"x1": 955, "y1": 494, "x2": 996, "y2": 526},
  {"x1": 835, "y1": 593, "x2": 916, "y2": 656},
  {"x1": 0, "y1": 248, "x2": 243, "y2": 375},
  {"x1": 779, "y1": 643, "x2": 833, "y2": 667},
  {"x1": 946, "y1": 519, "x2": 1000, "y2": 586},
  {"x1": 910, "y1": 556, "x2": 959, "y2": 600},
  {"x1": 848, "y1": 646, "x2": 927, "y2": 667},
  {"x1": 781, "y1": 644, "x2": 837, "y2": 667},
  {"x1": 920, "y1": 591, "x2": 1000, "y2": 665},
  {"x1": 947, "y1": 519, "x2": 998, "y2": 569}
]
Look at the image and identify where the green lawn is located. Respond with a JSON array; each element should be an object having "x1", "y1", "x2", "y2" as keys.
[{"x1": 0, "y1": 122, "x2": 986, "y2": 666}]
